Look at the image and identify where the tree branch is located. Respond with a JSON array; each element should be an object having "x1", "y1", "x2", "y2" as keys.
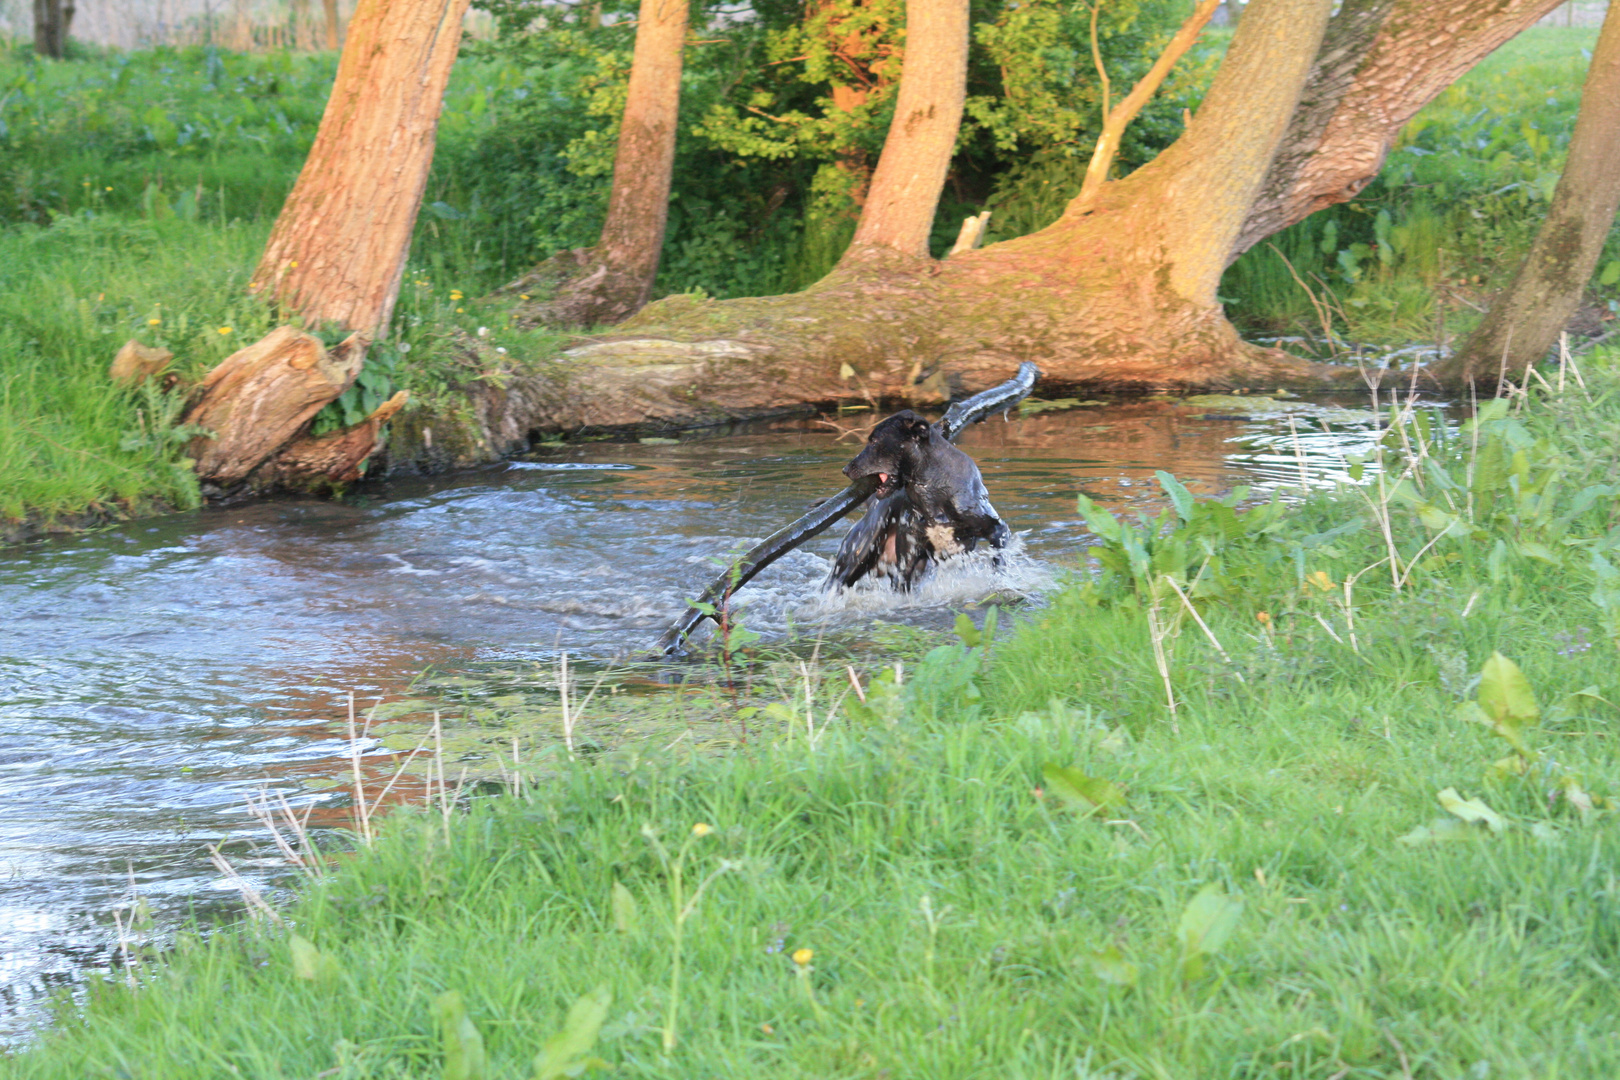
[{"x1": 1071, "y1": 0, "x2": 1221, "y2": 214}]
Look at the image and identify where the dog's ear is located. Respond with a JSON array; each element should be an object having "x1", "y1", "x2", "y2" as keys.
[{"x1": 906, "y1": 415, "x2": 932, "y2": 440}]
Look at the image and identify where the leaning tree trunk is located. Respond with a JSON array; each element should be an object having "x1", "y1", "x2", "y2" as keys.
[
  {"x1": 1434, "y1": 0, "x2": 1620, "y2": 389},
  {"x1": 250, "y1": 0, "x2": 469, "y2": 334},
  {"x1": 322, "y1": 0, "x2": 341, "y2": 48},
  {"x1": 184, "y1": 0, "x2": 467, "y2": 494},
  {"x1": 517, "y1": 0, "x2": 690, "y2": 327},
  {"x1": 1234, "y1": 0, "x2": 1566, "y2": 259},
  {"x1": 33, "y1": 0, "x2": 74, "y2": 58},
  {"x1": 843, "y1": 0, "x2": 968, "y2": 260}
]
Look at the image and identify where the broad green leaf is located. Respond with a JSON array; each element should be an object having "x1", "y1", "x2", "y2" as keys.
[
  {"x1": 1076, "y1": 495, "x2": 1122, "y2": 543},
  {"x1": 1086, "y1": 945, "x2": 1138, "y2": 987},
  {"x1": 290, "y1": 934, "x2": 323, "y2": 981},
  {"x1": 290, "y1": 934, "x2": 342, "y2": 982},
  {"x1": 1177, "y1": 885, "x2": 1243, "y2": 960},
  {"x1": 610, "y1": 881, "x2": 640, "y2": 934},
  {"x1": 1155, "y1": 470, "x2": 1195, "y2": 524},
  {"x1": 1397, "y1": 819, "x2": 1483, "y2": 845},
  {"x1": 534, "y1": 984, "x2": 613, "y2": 1080},
  {"x1": 1041, "y1": 763, "x2": 1127, "y2": 814},
  {"x1": 1437, "y1": 787, "x2": 1508, "y2": 834},
  {"x1": 434, "y1": 991, "x2": 488, "y2": 1080},
  {"x1": 953, "y1": 613, "x2": 981, "y2": 648},
  {"x1": 1476, "y1": 652, "x2": 1539, "y2": 750}
]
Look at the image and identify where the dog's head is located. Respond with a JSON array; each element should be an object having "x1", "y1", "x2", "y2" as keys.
[{"x1": 843, "y1": 410, "x2": 932, "y2": 497}]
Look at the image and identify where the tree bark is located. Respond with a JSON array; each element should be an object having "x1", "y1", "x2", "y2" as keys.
[
  {"x1": 181, "y1": 328, "x2": 367, "y2": 488},
  {"x1": 1435, "y1": 0, "x2": 1620, "y2": 388},
  {"x1": 250, "y1": 0, "x2": 469, "y2": 335},
  {"x1": 518, "y1": 0, "x2": 690, "y2": 327},
  {"x1": 323, "y1": 0, "x2": 341, "y2": 49},
  {"x1": 1234, "y1": 0, "x2": 1566, "y2": 260},
  {"x1": 33, "y1": 0, "x2": 74, "y2": 58},
  {"x1": 262, "y1": 390, "x2": 409, "y2": 488},
  {"x1": 844, "y1": 0, "x2": 969, "y2": 259}
]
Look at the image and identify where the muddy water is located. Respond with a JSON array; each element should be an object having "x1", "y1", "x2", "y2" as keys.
[{"x1": 0, "y1": 395, "x2": 1389, "y2": 1040}]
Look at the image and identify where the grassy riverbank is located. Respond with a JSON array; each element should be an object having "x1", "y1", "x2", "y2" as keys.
[
  {"x1": 0, "y1": 27, "x2": 1613, "y2": 536},
  {"x1": 11, "y1": 365, "x2": 1620, "y2": 1077}
]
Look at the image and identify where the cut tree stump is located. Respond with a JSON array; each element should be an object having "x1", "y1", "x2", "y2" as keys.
[
  {"x1": 182, "y1": 326, "x2": 367, "y2": 487},
  {"x1": 262, "y1": 389, "x2": 409, "y2": 488}
]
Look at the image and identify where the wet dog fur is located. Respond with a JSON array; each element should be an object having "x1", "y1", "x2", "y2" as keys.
[{"x1": 827, "y1": 410, "x2": 1009, "y2": 590}]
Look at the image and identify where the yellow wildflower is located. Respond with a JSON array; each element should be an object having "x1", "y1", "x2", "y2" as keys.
[
  {"x1": 692, "y1": 822, "x2": 712, "y2": 837},
  {"x1": 147, "y1": 317, "x2": 161, "y2": 326},
  {"x1": 218, "y1": 327, "x2": 232, "y2": 335},
  {"x1": 791, "y1": 948, "x2": 813, "y2": 967}
]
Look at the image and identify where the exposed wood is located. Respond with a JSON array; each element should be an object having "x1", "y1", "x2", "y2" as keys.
[
  {"x1": 1070, "y1": 0, "x2": 1222, "y2": 215},
  {"x1": 265, "y1": 390, "x2": 409, "y2": 488},
  {"x1": 948, "y1": 211, "x2": 991, "y2": 257},
  {"x1": 1234, "y1": 0, "x2": 1566, "y2": 260},
  {"x1": 182, "y1": 327, "x2": 366, "y2": 487},
  {"x1": 109, "y1": 341, "x2": 173, "y2": 387},
  {"x1": 1436, "y1": 0, "x2": 1620, "y2": 388},
  {"x1": 250, "y1": 0, "x2": 470, "y2": 334},
  {"x1": 845, "y1": 0, "x2": 970, "y2": 258}
]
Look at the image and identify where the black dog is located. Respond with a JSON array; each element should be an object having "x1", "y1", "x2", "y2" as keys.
[{"x1": 826, "y1": 410, "x2": 1009, "y2": 590}]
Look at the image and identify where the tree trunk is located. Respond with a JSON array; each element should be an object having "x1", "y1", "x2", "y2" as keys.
[
  {"x1": 518, "y1": 0, "x2": 690, "y2": 327},
  {"x1": 1235, "y1": 0, "x2": 1566, "y2": 260},
  {"x1": 323, "y1": 0, "x2": 341, "y2": 49},
  {"x1": 844, "y1": 0, "x2": 969, "y2": 260},
  {"x1": 33, "y1": 0, "x2": 74, "y2": 58},
  {"x1": 250, "y1": 0, "x2": 470, "y2": 335},
  {"x1": 1434, "y1": 0, "x2": 1620, "y2": 389}
]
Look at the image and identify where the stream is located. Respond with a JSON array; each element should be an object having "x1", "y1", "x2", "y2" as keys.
[{"x1": 0, "y1": 393, "x2": 1393, "y2": 1041}]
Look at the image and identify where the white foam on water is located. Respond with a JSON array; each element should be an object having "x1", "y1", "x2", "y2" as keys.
[{"x1": 718, "y1": 534, "x2": 1057, "y2": 635}]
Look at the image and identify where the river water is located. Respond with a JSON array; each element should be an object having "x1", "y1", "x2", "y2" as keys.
[{"x1": 0, "y1": 394, "x2": 1389, "y2": 1040}]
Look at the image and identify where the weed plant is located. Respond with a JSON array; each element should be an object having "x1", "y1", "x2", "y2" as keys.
[{"x1": 12, "y1": 359, "x2": 1620, "y2": 1076}]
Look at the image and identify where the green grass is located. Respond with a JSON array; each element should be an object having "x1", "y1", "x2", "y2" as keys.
[
  {"x1": 0, "y1": 45, "x2": 527, "y2": 530},
  {"x1": 11, "y1": 363, "x2": 1620, "y2": 1077}
]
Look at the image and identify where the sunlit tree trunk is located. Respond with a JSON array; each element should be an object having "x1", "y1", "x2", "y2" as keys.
[
  {"x1": 250, "y1": 0, "x2": 470, "y2": 335},
  {"x1": 1235, "y1": 0, "x2": 1565, "y2": 259},
  {"x1": 185, "y1": 0, "x2": 467, "y2": 493},
  {"x1": 842, "y1": 0, "x2": 967, "y2": 260},
  {"x1": 520, "y1": 0, "x2": 690, "y2": 327},
  {"x1": 587, "y1": 0, "x2": 690, "y2": 318},
  {"x1": 33, "y1": 0, "x2": 74, "y2": 58},
  {"x1": 1436, "y1": 0, "x2": 1620, "y2": 389},
  {"x1": 323, "y1": 0, "x2": 342, "y2": 49}
]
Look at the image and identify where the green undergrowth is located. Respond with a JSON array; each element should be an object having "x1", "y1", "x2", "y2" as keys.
[
  {"x1": 0, "y1": 46, "x2": 550, "y2": 529},
  {"x1": 13, "y1": 364, "x2": 1620, "y2": 1077}
]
